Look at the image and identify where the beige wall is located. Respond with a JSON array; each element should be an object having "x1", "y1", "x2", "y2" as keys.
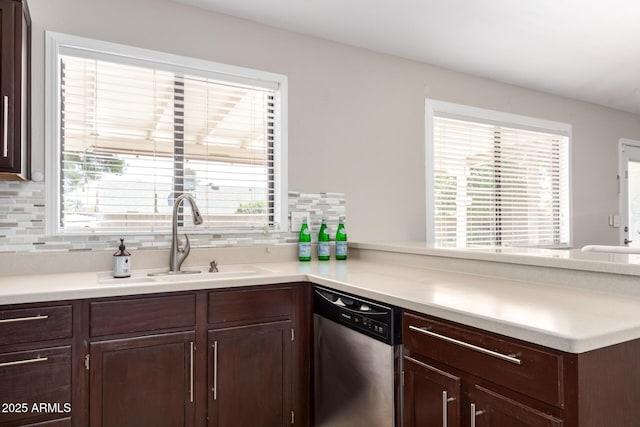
[{"x1": 28, "y1": 0, "x2": 640, "y2": 247}]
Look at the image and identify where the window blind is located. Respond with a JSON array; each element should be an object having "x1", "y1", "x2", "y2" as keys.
[
  {"x1": 58, "y1": 53, "x2": 280, "y2": 233},
  {"x1": 433, "y1": 115, "x2": 570, "y2": 248}
]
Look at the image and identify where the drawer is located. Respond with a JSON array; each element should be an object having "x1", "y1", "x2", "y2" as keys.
[
  {"x1": 0, "y1": 305, "x2": 72, "y2": 346},
  {"x1": 208, "y1": 287, "x2": 292, "y2": 325},
  {"x1": 0, "y1": 346, "x2": 72, "y2": 424},
  {"x1": 403, "y1": 312, "x2": 564, "y2": 407},
  {"x1": 90, "y1": 294, "x2": 196, "y2": 337}
]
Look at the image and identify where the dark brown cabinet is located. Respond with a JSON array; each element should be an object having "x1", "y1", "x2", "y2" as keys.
[
  {"x1": 89, "y1": 332, "x2": 195, "y2": 427},
  {"x1": 403, "y1": 355, "x2": 461, "y2": 427},
  {"x1": 0, "y1": 285, "x2": 310, "y2": 427},
  {"x1": 208, "y1": 321, "x2": 292, "y2": 427},
  {"x1": 0, "y1": 0, "x2": 30, "y2": 179},
  {"x1": 403, "y1": 310, "x2": 640, "y2": 427},
  {"x1": 206, "y1": 286, "x2": 304, "y2": 427},
  {"x1": 403, "y1": 310, "x2": 563, "y2": 427},
  {"x1": 81, "y1": 284, "x2": 310, "y2": 427},
  {"x1": 87, "y1": 294, "x2": 197, "y2": 427},
  {"x1": 0, "y1": 303, "x2": 74, "y2": 427}
]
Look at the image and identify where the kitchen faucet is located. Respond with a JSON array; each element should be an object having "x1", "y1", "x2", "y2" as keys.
[{"x1": 169, "y1": 193, "x2": 203, "y2": 273}]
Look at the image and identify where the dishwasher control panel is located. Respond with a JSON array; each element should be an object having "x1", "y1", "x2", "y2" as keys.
[
  {"x1": 313, "y1": 286, "x2": 401, "y2": 345},
  {"x1": 338, "y1": 310, "x2": 388, "y2": 340}
]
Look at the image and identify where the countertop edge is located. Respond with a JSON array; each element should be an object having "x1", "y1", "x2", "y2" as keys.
[{"x1": 350, "y1": 241, "x2": 640, "y2": 277}]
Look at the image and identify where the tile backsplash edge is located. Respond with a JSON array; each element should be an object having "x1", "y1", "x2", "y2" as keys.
[{"x1": 0, "y1": 182, "x2": 345, "y2": 253}]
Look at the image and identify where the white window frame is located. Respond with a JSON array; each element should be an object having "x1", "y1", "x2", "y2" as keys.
[
  {"x1": 44, "y1": 32, "x2": 288, "y2": 236},
  {"x1": 618, "y1": 138, "x2": 640, "y2": 246},
  {"x1": 425, "y1": 99, "x2": 573, "y2": 247}
]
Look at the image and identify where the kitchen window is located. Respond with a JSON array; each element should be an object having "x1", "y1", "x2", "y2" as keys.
[
  {"x1": 426, "y1": 100, "x2": 571, "y2": 248},
  {"x1": 45, "y1": 32, "x2": 287, "y2": 235}
]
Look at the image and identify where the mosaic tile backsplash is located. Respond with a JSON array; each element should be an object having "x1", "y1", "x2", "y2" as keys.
[{"x1": 0, "y1": 182, "x2": 345, "y2": 253}]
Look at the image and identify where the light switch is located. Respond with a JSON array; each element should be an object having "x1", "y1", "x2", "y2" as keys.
[{"x1": 613, "y1": 215, "x2": 621, "y2": 228}]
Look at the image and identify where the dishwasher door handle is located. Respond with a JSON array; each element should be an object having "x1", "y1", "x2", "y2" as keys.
[{"x1": 314, "y1": 289, "x2": 387, "y2": 315}]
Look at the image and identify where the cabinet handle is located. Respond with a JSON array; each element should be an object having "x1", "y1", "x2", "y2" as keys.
[
  {"x1": 442, "y1": 391, "x2": 448, "y2": 427},
  {"x1": 212, "y1": 340, "x2": 218, "y2": 400},
  {"x1": 189, "y1": 341, "x2": 194, "y2": 403},
  {"x1": 2, "y1": 95, "x2": 7, "y2": 158},
  {"x1": 0, "y1": 356, "x2": 48, "y2": 368},
  {"x1": 470, "y1": 403, "x2": 486, "y2": 427},
  {"x1": 408, "y1": 325, "x2": 522, "y2": 365},
  {"x1": 442, "y1": 390, "x2": 456, "y2": 427},
  {"x1": 0, "y1": 314, "x2": 48, "y2": 324}
]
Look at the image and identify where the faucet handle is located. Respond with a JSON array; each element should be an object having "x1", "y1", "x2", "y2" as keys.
[
  {"x1": 209, "y1": 260, "x2": 219, "y2": 273},
  {"x1": 175, "y1": 234, "x2": 191, "y2": 271},
  {"x1": 181, "y1": 234, "x2": 191, "y2": 254}
]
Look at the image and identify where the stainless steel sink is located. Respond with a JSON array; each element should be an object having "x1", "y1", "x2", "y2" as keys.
[
  {"x1": 98, "y1": 264, "x2": 272, "y2": 285},
  {"x1": 152, "y1": 265, "x2": 272, "y2": 282}
]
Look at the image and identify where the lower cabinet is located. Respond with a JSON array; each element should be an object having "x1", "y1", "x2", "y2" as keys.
[
  {"x1": 0, "y1": 302, "x2": 74, "y2": 427},
  {"x1": 403, "y1": 355, "x2": 563, "y2": 427},
  {"x1": 88, "y1": 332, "x2": 195, "y2": 427},
  {"x1": 0, "y1": 347, "x2": 72, "y2": 427},
  {"x1": 206, "y1": 285, "x2": 305, "y2": 427},
  {"x1": 402, "y1": 310, "x2": 640, "y2": 427},
  {"x1": 403, "y1": 355, "x2": 460, "y2": 427},
  {"x1": 403, "y1": 310, "x2": 565, "y2": 427},
  {"x1": 207, "y1": 321, "x2": 292, "y2": 427},
  {"x1": 83, "y1": 284, "x2": 309, "y2": 427}
]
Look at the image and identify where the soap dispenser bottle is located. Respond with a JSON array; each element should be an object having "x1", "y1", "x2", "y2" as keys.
[{"x1": 113, "y1": 238, "x2": 131, "y2": 278}]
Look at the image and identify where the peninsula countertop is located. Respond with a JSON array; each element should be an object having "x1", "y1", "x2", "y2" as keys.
[{"x1": 1, "y1": 255, "x2": 639, "y2": 354}]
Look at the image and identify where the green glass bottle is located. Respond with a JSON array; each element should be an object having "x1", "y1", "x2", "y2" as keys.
[
  {"x1": 317, "y1": 217, "x2": 330, "y2": 261},
  {"x1": 335, "y1": 216, "x2": 347, "y2": 260},
  {"x1": 298, "y1": 217, "x2": 311, "y2": 261}
]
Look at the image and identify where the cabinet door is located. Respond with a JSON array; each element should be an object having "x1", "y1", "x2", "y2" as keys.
[
  {"x1": 403, "y1": 355, "x2": 461, "y2": 427},
  {"x1": 470, "y1": 385, "x2": 562, "y2": 427},
  {"x1": 0, "y1": 0, "x2": 15, "y2": 172},
  {"x1": 208, "y1": 320, "x2": 292, "y2": 427},
  {"x1": 0, "y1": 0, "x2": 28, "y2": 178},
  {"x1": 89, "y1": 332, "x2": 195, "y2": 427}
]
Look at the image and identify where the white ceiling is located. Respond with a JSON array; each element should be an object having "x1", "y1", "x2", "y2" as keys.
[{"x1": 175, "y1": 0, "x2": 640, "y2": 115}]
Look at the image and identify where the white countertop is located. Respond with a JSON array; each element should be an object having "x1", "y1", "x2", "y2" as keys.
[{"x1": 2, "y1": 257, "x2": 640, "y2": 354}]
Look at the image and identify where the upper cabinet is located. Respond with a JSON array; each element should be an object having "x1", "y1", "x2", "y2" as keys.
[{"x1": 0, "y1": 0, "x2": 29, "y2": 180}]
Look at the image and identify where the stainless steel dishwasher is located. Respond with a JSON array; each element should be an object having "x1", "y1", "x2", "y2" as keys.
[{"x1": 313, "y1": 286, "x2": 402, "y2": 427}]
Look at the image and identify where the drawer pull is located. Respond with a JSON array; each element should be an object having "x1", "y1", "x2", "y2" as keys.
[
  {"x1": 0, "y1": 315, "x2": 49, "y2": 324},
  {"x1": 0, "y1": 356, "x2": 48, "y2": 368},
  {"x1": 408, "y1": 325, "x2": 522, "y2": 365}
]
